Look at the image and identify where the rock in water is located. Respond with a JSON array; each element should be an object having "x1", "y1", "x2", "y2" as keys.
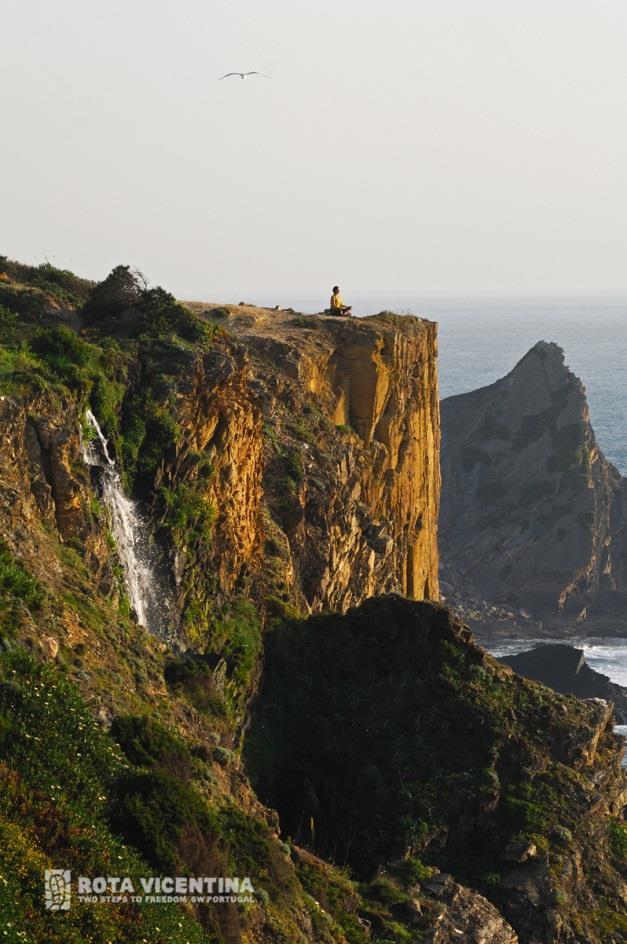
[
  {"x1": 500, "y1": 643, "x2": 627, "y2": 722},
  {"x1": 440, "y1": 341, "x2": 627, "y2": 631}
]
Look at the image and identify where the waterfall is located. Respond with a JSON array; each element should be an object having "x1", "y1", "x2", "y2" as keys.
[{"x1": 82, "y1": 410, "x2": 171, "y2": 638}]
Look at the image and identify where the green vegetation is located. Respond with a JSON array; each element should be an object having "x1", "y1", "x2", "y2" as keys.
[
  {"x1": 83, "y1": 266, "x2": 208, "y2": 343},
  {"x1": 608, "y1": 817, "x2": 627, "y2": 867},
  {"x1": 0, "y1": 254, "x2": 624, "y2": 943},
  {"x1": 207, "y1": 599, "x2": 262, "y2": 721},
  {"x1": 0, "y1": 542, "x2": 45, "y2": 634},
  {"x1": 245, "y1": 594, "x2": 623, "y2": 943},
  {"x1": 164, "y1": 654, "x2": 227, "y2": 717},
  {"x1": 0, "y1": 542, "x2": 45, "y2": 613},
  {"x1": 0, "y1": 648, "x2": 209, "y2": 943},
  {"x1": 282, "y1": 447, "x2": 304, "y2": 488},
  {"x1": 82, "y1": 264, "x2": 143, "y2": 322},
  {"x1": 0, "y1": 646, "x2": 352, "y2": 943},
  {"x1": 159, "y1": 482, "x2": 217, "y2": 545},
  {"x1": 0, "y1": 255, "x2": 93, "y2": 307},
  {"x1": 111, "y1": 714, "x2": 194, "y2": 773}
]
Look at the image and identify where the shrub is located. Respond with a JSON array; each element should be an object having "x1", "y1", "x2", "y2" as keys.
[
  {"x1": 363, "y1": 876, "x2": 408, "y2": 906},
  {"x1": 31, "y1": 325, "x2": 96, "y2": 388},
  {"x1": 139, "y1": 287, "x2": 206, "y2": 342},
  {"x1": 160, "y1": 482, "x2": 217, "y2": 545},
  {"x1": 209, "y1": 599, "x2": 262, "y2": 715},
  {"x1": 124, "y1": 397, "x2": 181, "y2": 491},
  {"x1": 283, "y1": 448, "x2": 304, "y2": 486},
  {"x1": 390, "y1": 857, "x2": 436, "y2": 887},
  {"x1": 109, "y1": 768, "x2": 217, "y2": 872},
  {"x1": 164, "y1": 655, "x2": 226, "y2": 717},
  {"x1": 0, "y1": 543, "x2": 45, "y2": 611},
  {"x1": 0, "y1": 284, "x2": 48, "y2": 318},
  {"x1": 110, "y1": 714, "x2": 193, "y2": 774},
  {"x1": 83, "y1": 265, "x2": 144, "y2": 322}
]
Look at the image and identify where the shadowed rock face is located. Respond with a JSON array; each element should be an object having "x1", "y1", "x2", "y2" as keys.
[
  {"x1": 246, "y1": 595, "x2": 626, "y2": 944},
  {"x1": 440, "y1": 341, "x2": 627, "y2": 629},
  {"x1": 500, "y1": 644, "x2": 627, "y2": 723}
]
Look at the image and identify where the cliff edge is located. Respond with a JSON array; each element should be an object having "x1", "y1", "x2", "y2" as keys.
[{"x1": 183, "y1": 303, "x2": 440, "y2": 614}]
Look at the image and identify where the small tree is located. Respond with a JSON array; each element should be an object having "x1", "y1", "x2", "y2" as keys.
[{"x1": 83, "y1": 265, "x2": 144, "y2": 322}]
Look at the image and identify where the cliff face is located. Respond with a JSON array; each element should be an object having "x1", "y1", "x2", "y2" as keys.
[
  {"x1": 182, "y1": 306, "x2": 440, "y2": 615},
  {"x1": 440, "y1": 341, "x2": 627, "y2": 630},
  {"x1": 0, "y1": 393, "x2": 116, "y2": 602}
]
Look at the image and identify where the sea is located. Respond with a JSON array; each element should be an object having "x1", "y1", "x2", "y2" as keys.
[
  {"x1": 257, "y1": 292, "x2": 627, "y2": 724},
  {"x1": 263, "y1": 292, "x2": 627, "y2": 475}
]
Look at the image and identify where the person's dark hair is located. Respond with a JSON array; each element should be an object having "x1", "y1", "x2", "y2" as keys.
[{"x1": 332, "y1": 286, "x2": 339, "y2": 293}]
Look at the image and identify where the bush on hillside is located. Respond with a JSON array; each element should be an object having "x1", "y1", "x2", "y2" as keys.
[
  {"x1": 82, "y1": 264, "x2": 144, "y2": 322},
  {"x1": 0, "y1": 256, "x2": 93, "y2": 307}
]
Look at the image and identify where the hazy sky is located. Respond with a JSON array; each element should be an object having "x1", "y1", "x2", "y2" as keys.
[{"x1": 3, "y1": 0, "x2": 627, "y2": 298}]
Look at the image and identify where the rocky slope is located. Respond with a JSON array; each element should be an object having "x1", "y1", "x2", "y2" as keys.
[
  {"x1": 0, "y1": 261, "x2": 625, "y2": 944},
  {"x1": 500, "y1": 644, "x2": 627, "y2": 723},
  {"x1": 247, "y1": 595, "x2": 627, "y2": 944},
  {"x1": 440, "y1": 341, "x2": 627, "y2": 635}
]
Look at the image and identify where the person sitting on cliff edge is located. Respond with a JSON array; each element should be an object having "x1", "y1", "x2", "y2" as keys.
[{"x1": 329, "y1": 286, "x2": 352, "y2": 316}]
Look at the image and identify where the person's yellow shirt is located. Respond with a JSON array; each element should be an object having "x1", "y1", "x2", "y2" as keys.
[{"x1": 330, "y1": 292, "x2": 344, "y2": 309}]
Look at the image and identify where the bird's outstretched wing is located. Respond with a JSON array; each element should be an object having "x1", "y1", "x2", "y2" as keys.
[
  {"x1": 244, "y1": 72, "x2": 271, "y2": 78},
  {"x1": 218, "y1": 72, "x2": 242, "y2": 80}
]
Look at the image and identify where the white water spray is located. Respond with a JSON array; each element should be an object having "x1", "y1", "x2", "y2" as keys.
[{"x1": 82, "y1": 410, "x2": 171, "y2": 637}]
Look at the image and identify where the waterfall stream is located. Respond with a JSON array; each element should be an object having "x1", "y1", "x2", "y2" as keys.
[{"x1": 82, "y1": 410, "x2": 171, "y2": 638}]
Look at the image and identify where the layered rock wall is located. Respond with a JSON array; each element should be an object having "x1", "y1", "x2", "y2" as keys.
[{"x1": 181, "y1": 307, "x2": 440, "y2": 615}]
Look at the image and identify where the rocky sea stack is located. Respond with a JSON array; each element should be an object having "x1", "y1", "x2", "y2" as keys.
[{"x1": 440, "y1": 341, "x2": 627, "y2": 635}]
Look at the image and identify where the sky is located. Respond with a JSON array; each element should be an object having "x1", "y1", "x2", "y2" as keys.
[{"x1": 2, "y1": 0, "x2": 627, "y2": 299}]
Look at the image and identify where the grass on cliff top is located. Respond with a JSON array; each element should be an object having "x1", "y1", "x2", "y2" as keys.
[
  {"x1": 0, "y1": 255, "x2": 94, "y2": 308},
  {"x1": 0, "y1": 263, "x2": 216, "y2": 494},
  {"x1": 0, "y1": 259, "x2": 214, "y2": 370}
]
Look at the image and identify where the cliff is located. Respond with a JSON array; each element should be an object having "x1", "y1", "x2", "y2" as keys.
[
  {"x1": 0, "y1": 262, "x2": 624, "y2": 944},
  {"x1": 440, "y1": 341, "x2": 627, "y2": 633},
  {"x1": 182, "y1": 303, "x2": 441, "y2": 614},
  {"x1": 0, "y1": 263, "x2": 445, "y2": 944}
]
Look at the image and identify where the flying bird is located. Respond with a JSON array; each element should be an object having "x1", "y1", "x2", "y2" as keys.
[{"x1": 218, "y1": 71, "x2": 271, "y2": 81}]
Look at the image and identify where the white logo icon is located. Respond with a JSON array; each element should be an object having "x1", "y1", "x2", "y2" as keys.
[{"x1": 45, "y1": 869, "x2": 71, "y2": 910}]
